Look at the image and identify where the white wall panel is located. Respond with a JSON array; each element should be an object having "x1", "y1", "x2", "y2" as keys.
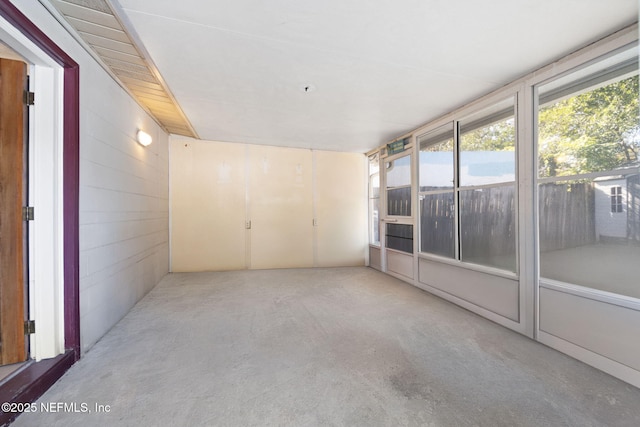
[
  {"x1": 387, "y1": 250, "x2": 414, "y2": 280},
  {"x1": 539, "y1": 286, "x2": 640, "y2": 373},
  {"x1": 314, "y1": 151, "x2": 367, "y2": 267},
  {"x1": 170, "y1": 140, "x2": 367, "y2": 270},
  {"x1": 369, "y1": 246, "x2": 382, "y2": 270},
  {"x1": 418, "y1": 258, "x2": 519, "y2": 321},
  {"x1": 78, "y1": 94, "x2": 169, "y2": 352},
  {"x1": 170, "y1": 139, "x2": 246, "y2": 271},
  {"x1": 249, "y1": 145, "x2": 314, "y2": 269}
]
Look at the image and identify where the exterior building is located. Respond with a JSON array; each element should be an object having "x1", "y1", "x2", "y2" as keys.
[{"x1": 595, "y1": 171, "x2": 640, "y2": 243}]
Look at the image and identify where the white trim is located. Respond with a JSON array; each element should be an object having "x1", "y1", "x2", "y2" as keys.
[
  {"x1": 518, "y1": 82, "x2": 536, "y2": 339},
  {"x1": 385, "y1": 269, "x2": 414, "y2": 285},
  {"x1": 540, "y1": 280, "x2": 640, "y2": 311},
  {"x1": 413, "y1": 280, "x2": 526, "y2": 335},
  {"x1": 363, "y1": 154, "x2": 371, "y2": 266},
  {"x1": 538, "y1": 330, "x2": 640, "y2": 389},
  {"x1": 538, "y1": 166, "x2": 640, "y2": 184},
  {"x1": 168, "y1": 137, "x2": 173, "y2": 272},
  {"x1": 416, "y1": 252, "x2": 518, "y2": 281}
]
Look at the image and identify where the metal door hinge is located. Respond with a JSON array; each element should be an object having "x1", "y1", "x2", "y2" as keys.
[
  {"x1": 245, "y1": 220, "x2": 252, "y2": 229},
  {"x1": 24, "y1": 320, "x2": 36, "y2": 335},
  {"x1": 24, "y1": 90, "x2": 35, "y2": 106},
  {"x1": 23, "y1": 206, "x2": 34, "y2": 221}
]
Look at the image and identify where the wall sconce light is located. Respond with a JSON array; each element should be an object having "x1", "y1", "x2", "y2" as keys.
[{"x1": 137, "y1": 130, "x2": 153, "y2": 147}]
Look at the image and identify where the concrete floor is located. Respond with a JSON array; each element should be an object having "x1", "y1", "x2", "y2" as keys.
[
  {"x1": 12, "y1": 267, "x2": 640, "y2": 426},
  {"x1": 540, "y1": 243, "x2": 640, "y2": 299}
]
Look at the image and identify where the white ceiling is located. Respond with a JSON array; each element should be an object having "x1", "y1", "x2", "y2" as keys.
[{"x1": 110, "y1": 0, "x2": 638, "y2": 153}]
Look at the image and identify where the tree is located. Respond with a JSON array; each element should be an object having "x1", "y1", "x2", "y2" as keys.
[
  {"x1": 460, "y1": 117, "x2": 515, "y2": 152},
  {"x1": 538, "y1": 75, "x2": 640, "y2": 177}
]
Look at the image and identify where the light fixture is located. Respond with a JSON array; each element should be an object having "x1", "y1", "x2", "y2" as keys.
[{"x1": 136, "y1": 130, "x2": 153, "y2": 147}]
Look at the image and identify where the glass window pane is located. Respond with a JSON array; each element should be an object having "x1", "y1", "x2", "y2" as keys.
[
  {"x1": 386, "y1": 223, "x2": 413, "y2": 254},
  {"x1": 539, "y1": 176, "x2": 640, "y2": 299},
  {"x1": 420, "y1": 192, "x2": 455, "y2": 258},
  {"x1": 459, "y1": 99, "x2": 516, "y2": 187},
  {"x1": 369, "y1": 153, "x2": 379, "y2": 175},
  {"x1": 369, "y1": 198, "x2": 380, "y2": 245},
  {"x1": 538, "y1": 74, "x2": 640, "y2": 178},
  {"x1": 418, "y1": 123, "x2": 454, "y2": 191},
  {"x1": 537, "y1": 52, "x2": 639, "y2": 299},
  {"x1": 386, "y1": 154, "x2": 411, "y2": 187},
  {"x1": 460, "y1": 185, "x2": 516, "y2": 271},
  {"x1": 369, "y1": 153, "x2": 380, "y2": 246},
  {"x1": 370, "y1": 173, "x2": 379, "y2": 198},
  {"x1": 386, "y1": 154, "x2": 412, "y2": 216},
  {"x1": 387, "y1": 187, "x2": 411, "y2": 216}
]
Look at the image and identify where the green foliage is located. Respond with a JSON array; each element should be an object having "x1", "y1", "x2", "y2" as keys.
[
  {"x1": 461, "y1": 118, "x2": 515, "y2": 152},
  {"x1": 538, "y1": 75, "x2": 640, "y2": 177},
  {"x1": 422, "y1": 138, "x2": 453, "y2": 153}
]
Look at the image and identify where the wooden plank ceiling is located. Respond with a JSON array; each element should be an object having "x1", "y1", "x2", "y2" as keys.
[{"x1": 49, "y1": 0, "x2": 197, "y2": 137}]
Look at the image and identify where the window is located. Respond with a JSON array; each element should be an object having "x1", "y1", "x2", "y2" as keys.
[
  {"x1": 537, "y1": 46, "x2": 640, "y2": 299},
  {"x1": 385, "y1": 152, "x2": 413, "y2": 254},
  {"x1": 368, "y1": 153, "x2": 380, "y2": 245},
  {"x1": 611, "y1": 186, "x2": 623, "y2": 213},
  {"x1": 459, "y1": 99, "x2": 516, "y2": 271},
  {"x1": 386, "y1": 154, "x2": 412, "y2": 217},
  {"x1": 418, "y1": 123, "x2": 455, "y2": 259},
  {"x1": 385, "y1": 223, "x2": 414, "y2": 254},
  {"x1": 418, "y1": 97, "x2": 517, "y2": 272}
]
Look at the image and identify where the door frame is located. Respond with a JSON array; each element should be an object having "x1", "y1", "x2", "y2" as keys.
[{"x1": 0, "y1": 1, "x2": 79, "y2": 424}]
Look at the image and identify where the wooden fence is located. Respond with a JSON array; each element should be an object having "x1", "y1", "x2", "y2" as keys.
[
  {"x1": 388, "y1": 182, "x2": 597, "y2": 256},
  {"x1": 419, "y1": 193, "x2": 454, "y2": 257},
  {"x1": 459, "y1": 186, "x2": 516, "y2": 258},
  {"x1": 387, "y1": 187, "x2": 411, "y2": 216},
  {"x1": 538, "y1": 182, "x2": 595, "y2": 252}
]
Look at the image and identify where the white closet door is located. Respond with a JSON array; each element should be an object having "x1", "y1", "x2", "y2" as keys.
[
  {"x1": 315, "y1": 151, "x2": 367, "y2": 267},
  {"x1": 248, "y1": 145, "x2": 313, "y2": 269},
  {"x1": 170, "y1": 139, "x2": 246, "y2": 271}
]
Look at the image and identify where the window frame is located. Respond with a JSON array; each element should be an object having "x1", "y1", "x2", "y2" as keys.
[
  {"x1": 611, "y1": 186, "x2": 624, "y2": 213},
  {"x1": 416, "y1": 96, "x2": 519, "y2": 273},
  {"x1": 535, "y1": 43, "x2": 640, "y2": 296},
  {"x1": 368, "y1": 152, "x2": 381, "y2": 247}
]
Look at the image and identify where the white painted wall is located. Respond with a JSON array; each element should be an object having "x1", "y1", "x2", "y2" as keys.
[
  {"x1": 12, "y1": 1, "x2": 170, "y2": 354},
  {"x1": 170, "y1": 137, "x2": 366, "y2": 271},
  {"x1": 170, "y1": 139, "x2": 247, "y2": 271},
  {"x1": 315, "y1": 150, "x2": 367, "y2": 267}
]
